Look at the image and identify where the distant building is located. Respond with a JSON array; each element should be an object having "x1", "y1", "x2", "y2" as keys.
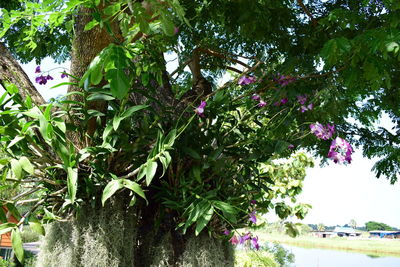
[
  {"x1": 333, "y1": 227, "x2": 362, "y2": 237},
  {"x1": 369, "y1": 231, "x2": 400, "y2": 239},
  {"x1": 312, "y1": 231, "x2": 335, "y2": 238}
]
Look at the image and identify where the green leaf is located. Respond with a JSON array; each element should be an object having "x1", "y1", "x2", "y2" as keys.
[
  {"x1": 22, "y1": 106, "x2": 42, "y2": 119},
  {"x1": 146, "y1": 161, "x2": 158, "y2": 186},
  {"x1": 0, "y1": 223, "x2": 15, "y2": 235},
  {"x1": 28, "y1": 221, "x2": 45, "y2": 236},
  {"x1": 183, "y1": 147, "x2": 201, "y2": 160},
  {"x1": 122, "y1": 179, "x2": 147, "y2": 202},
  {"x1": 12, "y1": 228, "x2": 24, "y2": 263},
  {"x1": 163, "y1": 129, "x2": 177, "y2": 148},
  {"x1": 101, "y1": 179, "x2": 123, "y2": 206},
  {"x1": 107, "y1": 69, "x2": 130, "y2": 100},
  {"x1": 8, "y1": 136, "x2": 24, "y2": 149},
  {"x1": 87, "y1": 93, "x2": 115, "y2": 101},
  {"x1": 212, "y1": 201, "x2": 237, "y2": 214},
  {"x1": 113, "y1": 115, "x2": 123, "y2": 131},
  {"x1": 84, "y1": 19, "x2": 99, "y2": 31},
  {"x1": 90, "y1": 62, "x2": 103, "y2": 85},
  {"x1": 19, "y1": 157, "x2": 34, "y2": 175},
  {"x1": 10, "y1": 159, "x2": 22, "y2": 179},
  {"x1": 67, "y1": 167, "x2": 78, "y2": 204},
  {"x1": 121, "y1": 105, "x2": 148, "y2": 119},
  {"x1": 161, "y1": 15, "x2": 175, "y2": 36},
  {"x1": 6, "y1": 203, "x2": 21, "y2": 221},
  {"x1": 0, "y1": 208, "x2": 7, "y2": 223},
  {"x1": 102, "y1": 124, "x2": 113, "y2": 140},
  {"x1": 195, "y1": 206, "x2": 213, "y2": 236}
]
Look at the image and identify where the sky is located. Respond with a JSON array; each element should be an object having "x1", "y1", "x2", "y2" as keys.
[{"x1": 20, "y1": 57, "x2": 400, "y2": 229}]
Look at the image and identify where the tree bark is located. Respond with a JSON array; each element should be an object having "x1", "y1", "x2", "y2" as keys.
[{"x1": 0, "y1": 42, "x2": 45, "y2": 106}]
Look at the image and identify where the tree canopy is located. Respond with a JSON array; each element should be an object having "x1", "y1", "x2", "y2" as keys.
[{"x1": 0, "y1": 0, "x2": 399, "y2": 263}]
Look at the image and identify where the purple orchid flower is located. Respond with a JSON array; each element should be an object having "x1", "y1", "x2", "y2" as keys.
[
  {"x1": 250, "y1": 200, "x2": 257, "y2": 205},
  {"x1": 310, "y1": 122, "x2": 335, "y2": 140},
  {"x1": 251, "y1": 237, "x2": 260, "y2": 250},
  {"x1": 297, "y1": 95, "x2": 307, "y2": 105},
  {"x1": 249, "y1": 211, "x2": 257, "y2": 224},
  {"x1": 288, "y1": 144, "x2": 295, "y2": 149},
  {"x1": 195, "y1": 101, "x2": 207, "y2": 117},
  {"x1": 46, "y1": 74, "x2": 54, "y2": 81},
  {"x1": 328, "y1": 137, "x2": 353, "y2": 164},
  {"x1": 61, "y1": 72, "x2": 68, "y2": 79},
  {"x1": 223, "y1": 229, "x2": 231, "y2": 235},
  {"x1": 258, "y1": 100, "x2": 267, "y2": 107},
  {"x1": 251, "y1": 94, "x2": 261, "y2": 101},
  {"x1": 174, "y1": 26, "x2": 179, "y2": 35},
  {"x1": 35, "y1": 66, "x2": 41, "y2": 73},
  {"x1": 35, "y1": 75, "x2": 48, "y2": 85},
  {"x1": 238, "y1": 75, "x2": 256, "y2": 85}
]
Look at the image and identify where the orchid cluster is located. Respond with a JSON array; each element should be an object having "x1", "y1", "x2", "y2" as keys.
[
  {"x1": 273, "y1": 97, "x2": 288, "y2": 106},
  {"x1": 309, "y1": 122, "x2": 335, "y2": 140},
  {"x1": 251, "y1": 94, "x2": 266, "y2": 107},
  {"x1": 226, "y1": 231, "x2": 260, "y2": 250},
  {"x1": 238, "y1": 75, "x2": 257, "y2": 85},
  {"x1": 34, "y1": 65, "x2": 68, "y2": 85},
  {"x1": 310, "y1": 122, "x2": 353, "y2": 164},
  {"x1": 328, "y1": 137, "x2": 353, "y2": 164},
  {"x1": 297, "y1": 95, "x2": 313, "y2": 113},
  {"x1": 274, "y1": 74, "x2": 296, "y2": 87}
]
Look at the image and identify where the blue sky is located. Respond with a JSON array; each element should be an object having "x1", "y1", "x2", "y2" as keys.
[{"x1": 22, "y1": 57, "x2": 400, "y2": 229}]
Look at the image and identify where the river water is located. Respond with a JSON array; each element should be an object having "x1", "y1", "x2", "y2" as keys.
[{"x1": 284, "y1": 245, "x2": 400, "y2": 267}]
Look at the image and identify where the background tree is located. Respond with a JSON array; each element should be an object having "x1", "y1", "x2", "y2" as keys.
[
  {"x1": 317, "y1": 223, "x2": 326, "y2": 232},
  {"x1": 0, "y1": 0, "x2": 400, "y2": 266},
  {"x1": 365, "y1": 221, "x2": 395, "y2": 231},
  {"x1": 349, "y1": 219, "x2": 357, "y2": 229}
]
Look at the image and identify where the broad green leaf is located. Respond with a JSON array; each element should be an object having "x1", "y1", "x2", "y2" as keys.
[
  {"x1": 44, "y1": 103, "x2": 53, "y2": 121},
  {"x1": 146, "y1": 161, "x2": 158, "y2": 186},
  {"x1": 107, "y1": 69, "x2": 130, "y2": 100},
  {"x1": 121, "y1": 105, "x2": 148, "y2": 119},
  {"x1": 113, "y1": 116, "x2": 123, "y2": 131},
  {"x1": 212, "y1": 201, "x2": 237, "y2": 214},
  {"x1": 160, "y1": 15, "x2": 175, "y2": 36},
  {"x1": 19, "y1": 157, "x2": 34, "y2": 175},
  {"x1": 122, "y1": 179, "x2": 147, "y2": 202},
  {"x1": 84, "y1": 19, "x2": 99, "y2": 31},
  {"x1": 10, "y1": 159, "x2": 22, "y2": 179},
  {"x1": 195, "y1": 206, "x2": 213, "y2": 236},
  {"x1": 101, "y1": 179, "x2": 123, "y2": 206},
  {"x1": 12, "y1": 228, "x2": 24, "y2": 263},
  {"x1": 22, "y1": 106, "x2": 42, "y2": 119},
  {"x1": 67, "y1": 167, "x2": 78, "y2": 204},
  {"x1": 90, "y1": 62, "x2": 103, "y2": 85}
]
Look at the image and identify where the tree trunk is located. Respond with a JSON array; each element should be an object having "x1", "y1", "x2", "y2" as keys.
[
  {"x1": 36, "y1": 198, "x2": 234, "y2": 267},
  {"x1": 34, "y1": 4, "x2": 234, "y2": 266}
]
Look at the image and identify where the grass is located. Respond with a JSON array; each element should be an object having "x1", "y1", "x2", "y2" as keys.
[{"x1": 259, "y1": 233, "x2": 400, "y2": 258}]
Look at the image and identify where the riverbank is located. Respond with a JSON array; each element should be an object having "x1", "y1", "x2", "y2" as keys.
[{"x1": 260, "y1": 233, "x2": 400, "y2": 258}]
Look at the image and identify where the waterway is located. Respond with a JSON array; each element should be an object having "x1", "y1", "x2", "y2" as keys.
[{"x1": 284, "y1": 244, "x2": 400, "y2": 267}]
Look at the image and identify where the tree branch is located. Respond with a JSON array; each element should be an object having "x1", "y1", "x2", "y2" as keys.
[
  {"x1": 0, "y1": 42, "x2": 45, "y2": 106},
  {"x1": 297, "y1": 0, "x2": 318, "y2": 27}
]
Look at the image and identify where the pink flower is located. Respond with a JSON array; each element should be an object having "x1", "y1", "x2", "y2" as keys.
[
  {"x1": 238, "y1": 75, "x2": 256, "y2": 85},
  {"x1": 230, "y1": 235, "x2": 239, "y2": 245},
  {"x1": 195, "y1": 101, "x2": 207, "y2": 117}
]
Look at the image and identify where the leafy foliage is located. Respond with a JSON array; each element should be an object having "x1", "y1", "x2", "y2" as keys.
[{"x1": 0, "y1": 0, "x2": 400, "y2": 261}]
